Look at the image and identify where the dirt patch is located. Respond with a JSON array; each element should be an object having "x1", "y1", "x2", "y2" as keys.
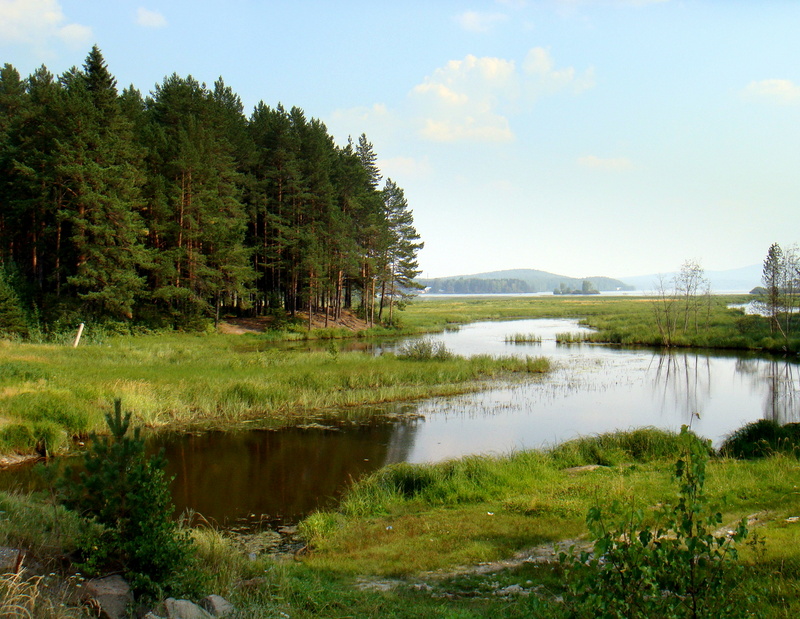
[{"x1": 218, "y1": 311, "x2": 372, "y2": 335}]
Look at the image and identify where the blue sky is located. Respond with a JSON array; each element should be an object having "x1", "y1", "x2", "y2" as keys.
[{"x1": 1, "y1": 1, "x2": 799, "y2": 280}]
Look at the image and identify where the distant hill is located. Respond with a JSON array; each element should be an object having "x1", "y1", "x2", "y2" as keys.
[
  {"x1": 619, "y1": 264, "x2": 761, "y2": 292},
  {"x1": 418, "y1": 269, "x2": 633, "y2": 294}
]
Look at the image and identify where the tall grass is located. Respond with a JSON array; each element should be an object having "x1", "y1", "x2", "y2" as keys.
[
  {"x1": 504, "y1": 333, "x2": 542, "y2": 344},
  {"x1": 0, "y1": 333, "x2": 551, "y2": 454}
]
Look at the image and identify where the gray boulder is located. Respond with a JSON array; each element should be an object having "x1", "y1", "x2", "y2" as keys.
[
  {"x1": 200, "y1": 595, "x2": 235, "y2": 617},
  {"x1": 81, "y1": 575, "x2": 133, "y2": 619},
  {"x1": 161, "y1": 597, "x2": 214, "y2": 619}
]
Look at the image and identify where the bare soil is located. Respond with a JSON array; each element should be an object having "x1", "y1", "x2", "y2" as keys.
[{"x1": 218, "y1": 310, "x2": 371, "y2": 335}]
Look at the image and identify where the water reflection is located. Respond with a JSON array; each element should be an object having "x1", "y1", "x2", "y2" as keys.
[{"x1": 153, "y1": 420, "x2": 419, "y2": 528}]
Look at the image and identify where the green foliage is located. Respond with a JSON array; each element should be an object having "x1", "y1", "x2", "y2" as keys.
[
  {"x1": 0, "y1": 50, "x2": 422, "y2": 329},
  {"x1": 719, "y1": 419, "x2": 800, "y2": 459},
  {"x1": 560, "y1": 426, "x2": 750, "y2": 618},
  {"x1": 59, "y1": 399, "x2": 196, "y2": 597},
  {"x1": 0, "y1": 265, "x2": 30, "y2": 337}
]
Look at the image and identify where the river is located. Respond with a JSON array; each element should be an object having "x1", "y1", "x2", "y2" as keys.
[{"x1": 2, "y1": 318, "x2": 798, "y2": 530}]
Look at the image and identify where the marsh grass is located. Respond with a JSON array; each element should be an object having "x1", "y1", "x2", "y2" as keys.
[
  {"x1": 0, "y1": 490, "x2": 84, "y2": 560},
  {"x1": 403, "y1": 294, "x2": 794, "y2": 351},
  {"x1": 504, "y1": 333, "x2": 542, "y2": 344},
  {"x1": 0, "y1": 333, "x2": 550, "y2": 454},
  {"x1": 719, "y1": 419, "x2": 800, "y2": 459},
  {"x1": 395, "y1": 338, "x2": 454, "y2": 360},
  {"x1": 555, "y1": 332, "x2": 588, "y2": 344}
]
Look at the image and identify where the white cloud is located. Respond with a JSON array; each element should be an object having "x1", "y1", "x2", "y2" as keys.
[
  {"x1": 523, "y1": 47, "x2": 596, "y2": 95},
  {"x1": 456, "y1": 10, "x2": 508, "y2": 33},
  {"x1": 0, "y1": 0, "x2": 91, "y2": 49},
  {"x1": 411, "y1": 48, "x2": 593, "y2": 143},
  {"x1": 578, "y1": 155, "x2": 633, "y2": 171},
  {"x1": 136, "y1": 7, "x2": 167, "y2": 29},
  {"x1": 743, "y1": 79, "x2": 800, "y2": 105}
]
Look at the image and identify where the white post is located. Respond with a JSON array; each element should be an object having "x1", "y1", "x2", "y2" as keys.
[{"x1": 72, "y1": 323, "x2": 85, "y2": 348}]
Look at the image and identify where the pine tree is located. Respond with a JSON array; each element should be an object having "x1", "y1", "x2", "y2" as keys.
[
  {"x1": 145, "y1": 74, "x2": 254, "y2": 320},
  {"x1": 55, "y1": 47, "x2": 147, "y2": 319},
  {"x1": 378, "y1": 179, "x2": 423, "y2": 323},
  {"x1": 762, "y1": 242, "x2": 785, "y2": 336}
]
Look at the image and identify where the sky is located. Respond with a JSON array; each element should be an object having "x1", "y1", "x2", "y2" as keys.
[{"x1": 1, "y1": 1, "x2": 799, "y2": 281}]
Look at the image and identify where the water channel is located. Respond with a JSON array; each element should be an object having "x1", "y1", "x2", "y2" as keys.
[{"x1": 3, "y1": 318, "x2": 799, "y2": 530}]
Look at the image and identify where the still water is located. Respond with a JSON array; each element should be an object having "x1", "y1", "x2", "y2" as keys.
[{"x1": 3, "y1": 319, "x2": 799, "y2": 528}]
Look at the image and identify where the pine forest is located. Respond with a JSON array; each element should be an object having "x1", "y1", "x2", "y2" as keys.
[{"x1": 0, "y1": 46, "x2": 423, "y2": 334}]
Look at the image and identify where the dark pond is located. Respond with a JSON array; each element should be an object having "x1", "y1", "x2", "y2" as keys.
[{"x1": 2, "y1": 318, "x2": 798, "y2": 530}]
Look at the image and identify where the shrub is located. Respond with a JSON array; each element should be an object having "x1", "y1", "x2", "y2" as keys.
[
  {"x1": 560, "y1": 426, "x2": 750, "y2": 618},
  {"x1": 59, "y1": 400, "x2": 196, "y2": 597}
]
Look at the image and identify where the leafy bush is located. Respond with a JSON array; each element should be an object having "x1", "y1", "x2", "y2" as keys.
[
  {"x1": 59, "y1": 400, "x2": 196, "y2": 597},
  {"x1": 560, "y1": 426, "x2": 750, "y2": 618}
]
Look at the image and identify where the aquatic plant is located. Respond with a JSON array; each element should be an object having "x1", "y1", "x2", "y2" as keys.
[{"x1": 504, "y1": 333, "x2": 542, "y2": 344}]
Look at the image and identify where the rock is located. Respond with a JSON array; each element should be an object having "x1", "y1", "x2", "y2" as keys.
[
  {"x1": 199, "y1": 594, "x2": 235, "y2": 617},
  {"x1": 161, "y1": 598, "x2": 214, "y2": 619},
  {"x1": 0, "y1": 547, "x2": 24, "y2": 573},
  {"x1": 81, "y1": 575, "x2": 133, "y2": 619}
]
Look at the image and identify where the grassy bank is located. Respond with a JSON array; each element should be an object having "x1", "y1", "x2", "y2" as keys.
[
  {"x1": 403, "y1": 294, "x2": 800, "y2": 353},
  {"x1": 0, "y1": 332, "x2": 548, "y2": 456},
  {"x1": 2, "y1": 428, "x2": 798, "y2": 617}
]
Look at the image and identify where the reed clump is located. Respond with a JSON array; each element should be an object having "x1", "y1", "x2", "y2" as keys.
[{"x1": 504, "y1": 333, "x2": 542, "y2": 344}]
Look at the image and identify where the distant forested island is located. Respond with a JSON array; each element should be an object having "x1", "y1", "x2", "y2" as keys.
[
  {"x1": 0, "y1": 47, "x2": 422, "y2": 334},
  {"x1": 419, "y1": 269, "x2": 633, "y2": 295}
]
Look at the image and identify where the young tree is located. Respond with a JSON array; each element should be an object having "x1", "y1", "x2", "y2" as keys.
[
  {"x1": 378, "y1": 179, "x2": 423, "y2": 323},
  {"x1": 761, "y1": 242, "x2": 785, "y2": 336}
]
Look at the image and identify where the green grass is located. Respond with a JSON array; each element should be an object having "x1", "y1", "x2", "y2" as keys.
[{"x1": 0, "y1": 333, "x2": 550, "y2": 455}]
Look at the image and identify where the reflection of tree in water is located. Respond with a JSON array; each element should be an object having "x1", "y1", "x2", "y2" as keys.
[
  {"x1": 761, "y1": 360, "x2": 800, "y2": 424},
  {"x1": 650, "y1": 351, "x2": 712, "y2": 424},
  {"x1": 383, "y1": 417, "x2": 422, "y2": 465},
  {"x1": 735, "y1": 357, "x2": 800, "y2": 424},
  {"x1": 156, "y1": 413, "x2": 421, "y2": 528}
]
